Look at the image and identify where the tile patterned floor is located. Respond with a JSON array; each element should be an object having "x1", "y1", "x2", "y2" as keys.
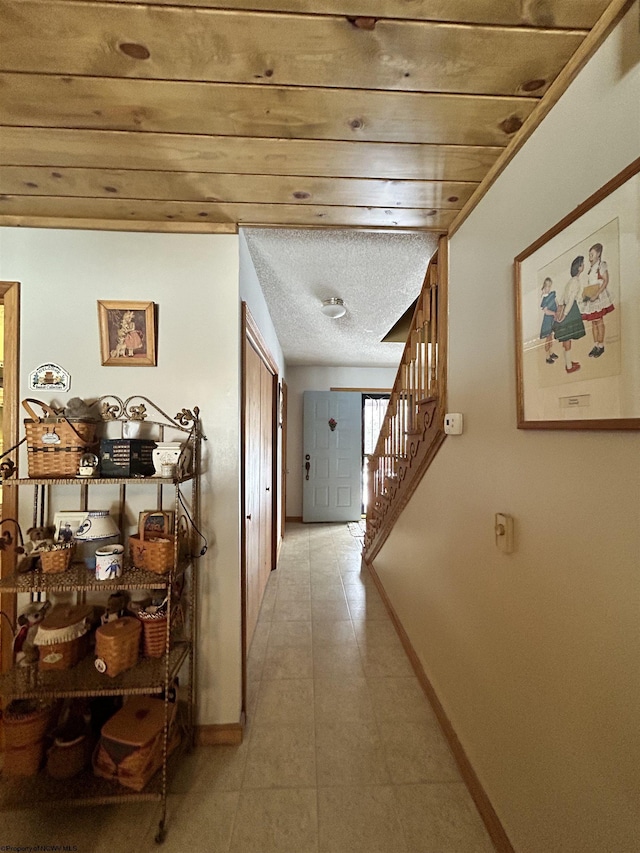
[{"x1": 0, "y1": 522, "x2": 494, "y2": 852}]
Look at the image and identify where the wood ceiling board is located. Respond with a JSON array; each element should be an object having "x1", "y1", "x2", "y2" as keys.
[
  {"x1": 0, "y1": 167, "x2": 478, "y2": 209},
  {"x1": 0, "y1": 196, "x2": 457, "y2": 229},
  {"x1": 0, "y1": 215, "x2": 238, "y2": 233},
  {"x1": 101, "y1": 0, "x2": 611, "y2": 29},
  {"x1": 0, "y1": 127, "x2": 503, "y2": 181},
  {"x1": 1, "y1": 1, "x2": 586, "y2": 96},
  {"x1": 448, "y1": 0, "x2": 634, "y2": 235},
  {"x1": 0, "y1": 74, "x2": 537, "y2": 147}
]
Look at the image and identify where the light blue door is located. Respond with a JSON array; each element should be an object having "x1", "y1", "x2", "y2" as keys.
[{"x1": 302, "y1": 391, "x2": 362, "y2": 522}]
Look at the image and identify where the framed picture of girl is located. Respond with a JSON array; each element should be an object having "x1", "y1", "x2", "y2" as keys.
[
  {"x1": 98, "y1": 300, "x2": 157, "y2": 367},
  {"x1": 514, "y1": 158, "x2": 639, "y2": 429}
]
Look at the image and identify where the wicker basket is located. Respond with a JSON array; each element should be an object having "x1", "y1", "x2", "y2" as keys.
[
  {"x1": 23, "y1": 398, "x2": 97, "y2": 479},
  {"x1": 95, "y1": 617, "x2": 141, "y2": 677},
  {"x1": 2, "y1": 699, "x2": 52, "y2": 777},
  {"x1": 137, "y1": 612, "x2": 168, "y2": 658},
  {"x1": 33, "y1": 604, "x2": 93, "y2": 670},
  {"x1": 129, "y1": 530, "x2": 174, "y2": 575},
  {"x1": 2, "y1": 700, "x2": 52, "y2": 748},
  {"x1": 40, "y1": 544, "x2": 75, "y2": 574},
  {"x1": 47, "y1": 734, "x2": 92, "y2": 780},
  {"x1": 92, "y1": 696, "x2": 179, "y2": 791}
]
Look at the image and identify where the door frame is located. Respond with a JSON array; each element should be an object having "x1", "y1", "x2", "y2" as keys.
[
  {"x1": 279, "y1": 379, "x2": 287, "y2": 551},
  {"x1": 0, "y1": 282, "x2": 20, "y2": 673},
  {"x1": 240, "y1": 303, "x2": 279, "y2": 715}
]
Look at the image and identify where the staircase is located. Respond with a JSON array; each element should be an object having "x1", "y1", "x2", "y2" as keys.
[{"x1": 364, "y1": 236, "x2": 448, "y2": 561}]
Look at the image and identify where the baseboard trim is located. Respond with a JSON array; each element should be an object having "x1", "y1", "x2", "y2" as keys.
[
  {"x1": 195, "y1": 719, "x2": 244, "y2": 746},
  {"x1": 285, "y1": 515, "x2": 303, "y2": 523},
  {"x1": 363, "y1": 556, "x2": 515, "y2": 853}
]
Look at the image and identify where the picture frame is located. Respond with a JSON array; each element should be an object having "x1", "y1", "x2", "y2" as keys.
[
  {"x1": 514, "y1": 158, "x2": 640, "y2": 430},
  {"x1": 138, "y1": 510, "x2": 174, "y2": 539},
  {"x1": 98, "y1": 300, "x2": 157, "y2": 367},
  {"x1": 53, "y1": 510, "x2": 89, "y2": 543}
]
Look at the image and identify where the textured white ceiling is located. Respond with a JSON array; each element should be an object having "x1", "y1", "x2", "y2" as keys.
[{"x1": 243, "y1": 228, "x2": 438, "y2": 367}]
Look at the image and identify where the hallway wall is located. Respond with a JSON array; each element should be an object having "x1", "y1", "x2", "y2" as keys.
[
  {"x1": 0, "y1": 228, "x2": 244, "y2": 726},
  {"x1": 285, "y1": 364, "x2": 397, "y2": 518},
  {"x1": 372, "y1": 6, "x2": 640, "y2": 852}
]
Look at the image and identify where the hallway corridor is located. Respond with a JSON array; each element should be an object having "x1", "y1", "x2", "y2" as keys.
[
  {"x1": 210, "y1": 521, "x2": 494, "y2": 853},
  {"x1": 1, "y1": 523, "x2": 494, "y2": 852}
]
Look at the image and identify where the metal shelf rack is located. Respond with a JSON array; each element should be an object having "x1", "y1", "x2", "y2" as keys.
[{"x1": 0, "y1": 396, "x2": 203, "y2": 844}]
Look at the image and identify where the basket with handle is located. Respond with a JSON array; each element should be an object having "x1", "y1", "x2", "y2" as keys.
[
  {"x1": 23, "y1": 398, "x2": 98, "y2": 478},
  {"x1": 129, "y1": 528, "x2": 174, "y2": 575}
]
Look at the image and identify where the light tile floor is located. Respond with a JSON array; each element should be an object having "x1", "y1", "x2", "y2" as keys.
[{"x1": 0, "y1": 522, "x2": 494, "y2": 852}]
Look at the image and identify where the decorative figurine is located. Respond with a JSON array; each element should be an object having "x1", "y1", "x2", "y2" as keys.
[{"x1": 77, "y1": 452, "x2": 100, "y2": 478}]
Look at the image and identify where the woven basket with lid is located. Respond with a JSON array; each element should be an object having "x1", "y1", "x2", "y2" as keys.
[
  {"x1": 33, "y1": 603, "x2": 93, "y2": 670},
  {"x1": 95, "y1": 616, "x2": 141, "y2": 677},
  {"x1": 23, "y1": 398, "x2": 97, "y2": 479},
  {"x1": 92, "y1": 696, "x2": 179, "y2": 791}
]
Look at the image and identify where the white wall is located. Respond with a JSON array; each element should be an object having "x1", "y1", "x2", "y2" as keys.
[
  {"x1": 0, "y1": 228, "x2": 243, "y2": 725},
  {"x1": 239, "y1": 229, "x2": 284, "y2": 375},
  {"x1": 373, "y1": 7, "x2": 640, "y2": 852},
  {"x1": 286, "y1": 364, "x2": 397, "y2": 516}
]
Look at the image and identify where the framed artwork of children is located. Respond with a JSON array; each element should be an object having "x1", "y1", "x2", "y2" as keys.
[
  {"x1": 98, "y1": 300, "x2": 157, "y2": 367},
  {"x1": 514, "y1": 157, "x2": 639, "y2": 430}
]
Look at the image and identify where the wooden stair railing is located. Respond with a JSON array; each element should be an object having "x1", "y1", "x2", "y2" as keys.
[{"x1": 364, "y1": 237, "x2": 448, "y2": 561}]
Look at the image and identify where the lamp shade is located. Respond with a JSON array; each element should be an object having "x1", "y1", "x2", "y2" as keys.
[
  {"x1": 75, "y1": 510, "x2": 119, "y2": 541},
  {"x1": 75, "y1": 510, "x2": 120, "y2": 570},
  {"x1": 321, "y1": 297, "x2": 346, "y2": 319}
]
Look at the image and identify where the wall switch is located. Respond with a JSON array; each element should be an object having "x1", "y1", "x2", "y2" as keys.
[
  {"x1": 495, "y1": 513, "x2": 514, "y2": 554},
  {"x1": 444, "y1": 412, "x2": 463, "y2": 435}
]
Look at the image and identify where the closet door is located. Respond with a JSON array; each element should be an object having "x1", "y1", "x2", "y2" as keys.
[
  {"x1": 244, "y1": 340, "x2": 263, "y2": 650},
  {"x1": 242, "y1": 304, "x2": 278, "y2": 660},
  {"x1": 259, "y1": 361, "x2": 274, "y2": 593}
]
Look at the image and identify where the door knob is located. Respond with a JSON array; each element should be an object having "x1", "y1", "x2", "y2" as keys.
[
  {"x1": 305, "y1": 460, "x2": 310, "y2": 481},
  {"x1": 246, "y1": 514, "x2": 252, "y2": 520}
]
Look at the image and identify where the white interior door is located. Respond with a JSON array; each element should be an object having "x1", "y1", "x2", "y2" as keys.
[{"x1": 303, "y1": 391, "x2": 362, "y2": 522}]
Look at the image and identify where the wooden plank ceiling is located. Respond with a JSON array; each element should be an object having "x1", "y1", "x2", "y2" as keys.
[{"x1": 0, "y1": 0, "x2": 612, "y2": 233}]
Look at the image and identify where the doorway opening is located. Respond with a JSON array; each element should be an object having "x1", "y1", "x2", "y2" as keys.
[{"x1": 362, "y1": 393, "x2": 390, "y2": 515}]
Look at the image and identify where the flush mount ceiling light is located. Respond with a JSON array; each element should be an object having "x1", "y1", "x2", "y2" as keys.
[{"x1": 321, "y1": 297, "x2": 346, "y2": 319}]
